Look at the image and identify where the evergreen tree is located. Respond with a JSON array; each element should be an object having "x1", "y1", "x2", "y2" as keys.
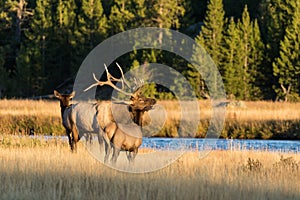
[
  {"x1": 221, "y1": 17, "x2": 243, "y2": 99},
  {"x1": 249, "y1": 19, "x2": 264, "y2": 99},
  {"x1": 196, "y1": 0, "x2": 225, "y2": 70},
  {"x1": 191, "y1": 0, "x2": 225, "y2": 99},
  {"x1": 236, "y1": 5, "x2": 252, "y2": 99},
  {"x1": 259, "y1": 0, "x2": 298, "y2": 99},
  {"x1": 78, "y1": 0, "x2": 108, "y2": 50},
  {"x1": 235, "y1": 5, "x2": 264, "y2": 100},
  {"x1": 50, "y1": 0, "x2": 78, "y2": 88},
  {"x1": 260, "y1": 0, "x2": 297, "y2": 58},
  {"x1": 221, "y1": 6, "x2": 264, "y2": 100},
  {"x1": 0, "y1": 1, "x2": 8, "y2": 69},
  {"x1": 148, "y1": 0, "x2": 185, "y2": 29},
  {"x1": 1, "y1": 0, "x2": 33, "y2": 78},
  {"x1": 17, "y1": 0, "x2": 53, "y2": 96},
  {"x1": 273, "y1": 3, "x2": 300, "y2": 101},
  {"x1": 108, "y1": 0, "x2": 135, "y2": 34}
]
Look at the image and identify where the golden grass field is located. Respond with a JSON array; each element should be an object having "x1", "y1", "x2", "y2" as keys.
[
  {"x1": 0, "y1": 136, "x2": 299, "y2": 200},
  {"x1": 1, "y1": 99, "x2": 300, "y2": 138},
  {"x1": 1, "y1": 99, "x2": 300, "y2": 121},
  {"x1": 0, "y1": 100, "x2": 300, "y2": 199}
]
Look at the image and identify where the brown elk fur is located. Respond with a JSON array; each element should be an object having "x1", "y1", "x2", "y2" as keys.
[
  {"x1": 104, "y1": 90, "x2": 156, "y2": 164},
  {"x1": 56, "y1": 63, "x2": 157, "y2": 163},
  {"x1": 54, "y1": 90, "x2": 111, "y2": 154},
  {"x1": 54, "y1": 90, "x2": 79, "y2": 152}
]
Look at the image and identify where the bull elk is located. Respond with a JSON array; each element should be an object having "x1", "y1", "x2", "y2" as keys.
[{"x1": 85, "y1": 63, "x2": 156, "y2": 163}]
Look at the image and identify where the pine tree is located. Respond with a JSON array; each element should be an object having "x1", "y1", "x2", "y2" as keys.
[
  {"x1": 148, "y1": 0, "x2": 185, "y2": 29},
  {"x1": 196, "y1": 0, "x2": 225, "y2": 70},
  {"x1": 191, "y1": 0, "x2": 225, "y2": 99},
  {"x1": 0, "y1": 0, "x2": 33, "y2": 78},
  {"x1": 222, "y1": 17, "x2": 243, "y2": 99},
  {"x1": 0, "y1": 1, "x2": 8, "y2": 69},
  {"x1": 237, "y1": 5, "x2": 252, "y2": 99},
  {"x1": 78, "y1": 0, "x2": 108, "y2": 50},
  {"x1": 259, "y1": 0, "x2": 298, "y2": 99},
  {"x1": 17, "y1": 0, "x2": 52, "y2": 95},
  {"x1": 108, "y1": 0, "x2": 135, "y2": 34},
  {"x1": 273, "y1": 3, "x2": 300, "y2": 101},
  {"x1": 249, "y1": 19, "x2": 264, "y2": 99},
  {"x1": 52, "y1": 0, "x2": 78, "y2": 85},
  {"x1": 235, "y1": 5, "x2": 265, "y2": 100},
  {"x1": 222, "y1": 6, "x2": 264, "y2": 100},
  {"x1": 260, "y1": 0, "x2": 297, "y2": 58}
]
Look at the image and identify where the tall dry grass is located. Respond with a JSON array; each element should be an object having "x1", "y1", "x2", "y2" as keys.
[
  {"x1": 1, "y1": 99, "x2": 300, "y2": 138},
  {"x1": 158, "y1": 100, "x2": 300, "y2": 121},
  {"x1": 1, "y1": 99, "x2": 300, "y2": 121},
  {"x1": 0, "y1": 99, "x2": 59, "y2": 117},
  {"x1": 0, "y1": 136, "x2": 299, "y2": 200}
]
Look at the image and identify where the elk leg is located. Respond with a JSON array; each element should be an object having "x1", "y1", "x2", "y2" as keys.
[
  {"x1": 66, "y1": 129, "x2": 73, "y2": 151},
  {"x1": 130, "y1": 148, "x2": 138, "y2": 164},
  {"x1": 97, "y1": 132, "x2": 104, "y2": 152},
  {"x1": 85, "y1": 133, "x2": 93, "y2": 146},
  {"x1": 89, "y1": 134, "x2": 93, "y2": 144},
  {"x1": 111, "y1": 146, "x2": 120, "y2": 164},
  {"x1": 103, "y1": 134, "x2": 111, "y2": 163},
  {"x1": 71, "y1": 125, "x2": 79, "y2": 153},
  {"x1": 99, "y1": 128, "x2": 111, "y2": 163},
  {"x1": 126, "y1": 151, "x2": 132, "y2": 163}
]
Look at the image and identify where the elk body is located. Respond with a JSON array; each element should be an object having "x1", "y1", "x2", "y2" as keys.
[
  {"x1": 104, "y1": 122, "x2": 142, "y2": 163},
  {"x1": 55, "y1": 63, "x2": 156, "y2": 163},
  {"x1": 54, "y1": 90, "x2": 110, "y2": 153},
  {"x1": 84, "y1": 63, "x2": 157, "y2": 163},
  {"x1": 102, "y1": 94, "x2": 156, "y2": 164}
]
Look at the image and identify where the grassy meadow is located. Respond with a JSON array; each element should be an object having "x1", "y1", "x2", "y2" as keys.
[
  {"x1": 0, "y1": 136, "x2": 299, "y2": 200},
  {"x1": 0, "y1": 99, "x2": 300, "y2": 139},
  {"x1": 0, "y1": 100, "x2": 300, "y2": 199}
]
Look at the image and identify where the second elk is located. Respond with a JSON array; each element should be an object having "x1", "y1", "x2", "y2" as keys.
[{"x1": 85, "y1": 63, "x2": 156, "y2": 164}]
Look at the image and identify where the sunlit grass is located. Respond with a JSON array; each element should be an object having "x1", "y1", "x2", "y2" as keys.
[
  {"x1": 1, "y1": 99, "x2": 300, "y2": 120},
  {"x1": 0, "y1": 99, "x2": 59, "y2": 117},
  {"x1": 0, "y1": 99, "x2": 300, "y2": 138},
  {"x1": 0, "y1": 136, "x2": 299, "y2": 200}
]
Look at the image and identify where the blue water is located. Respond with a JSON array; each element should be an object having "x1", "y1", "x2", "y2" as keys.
[
  {"x1": 141, "y1": 138, "x2": 300, "y2": 153},
  {"x1": 34, "y1": 135, "x2": 300, "y2": 153}
]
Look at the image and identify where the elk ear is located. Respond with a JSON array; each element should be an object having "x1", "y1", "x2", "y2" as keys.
[
  {"x1": 70, "y1": 91, "x2": 75, "y2": 98},
  {"x1": 54, "y1": 90, "x2": 61, "y2": 99}
]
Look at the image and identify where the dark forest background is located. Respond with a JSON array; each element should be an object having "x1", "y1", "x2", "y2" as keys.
[{"x1": 0, "y1": 0, "x2": 299, "y2": 101}]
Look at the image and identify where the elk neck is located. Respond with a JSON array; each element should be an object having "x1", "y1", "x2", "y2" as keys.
[
  {"x1": 60, "y1": 102, "x2": 72, "y2": 119},
  {"x1": 132, "y1": 110, "x2": 144, "y2": 127}
]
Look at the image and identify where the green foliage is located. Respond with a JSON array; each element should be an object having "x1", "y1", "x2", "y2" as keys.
[
  {"x1": 273, "y1": 3, "x2": 300, "y2": 101},
  {"x1": 190, "y1": 0, "x2": 225, "y2": 99},
  {"x1": 259, "y1": 0, "x2": 299, "y2": 100},
  {"x1": 221, "y1": 6, "x2": 264, "y2": 100},
  {"x1": 0, "y1": 0, "x2": 298, "y2": 102},
  {"x1": 196, "y1": 0, "x2": 225, "y2": 69}
]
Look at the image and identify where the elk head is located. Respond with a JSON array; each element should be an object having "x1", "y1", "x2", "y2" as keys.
[
  {"x1": 84, "y1": 63, "x2": 156, "y2": 126},
  {"x1": 54, "y1": 90, "x2": 75, "y2": 117},
  {"x1": 128, "y1": 87, "x2": 156, "y2": 126}
]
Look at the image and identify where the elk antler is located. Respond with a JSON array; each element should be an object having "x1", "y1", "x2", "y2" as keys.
[
  {"x1": 116, "y1": 63, "x2": 131, "y2": 89},
  {"x1": 84, "y1": 63, "x2": 132, "y2": 96}
]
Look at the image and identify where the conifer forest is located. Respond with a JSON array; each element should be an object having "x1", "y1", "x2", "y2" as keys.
[{"x1": 0, "y1": 0, "x2": 299, "y2": 101}]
